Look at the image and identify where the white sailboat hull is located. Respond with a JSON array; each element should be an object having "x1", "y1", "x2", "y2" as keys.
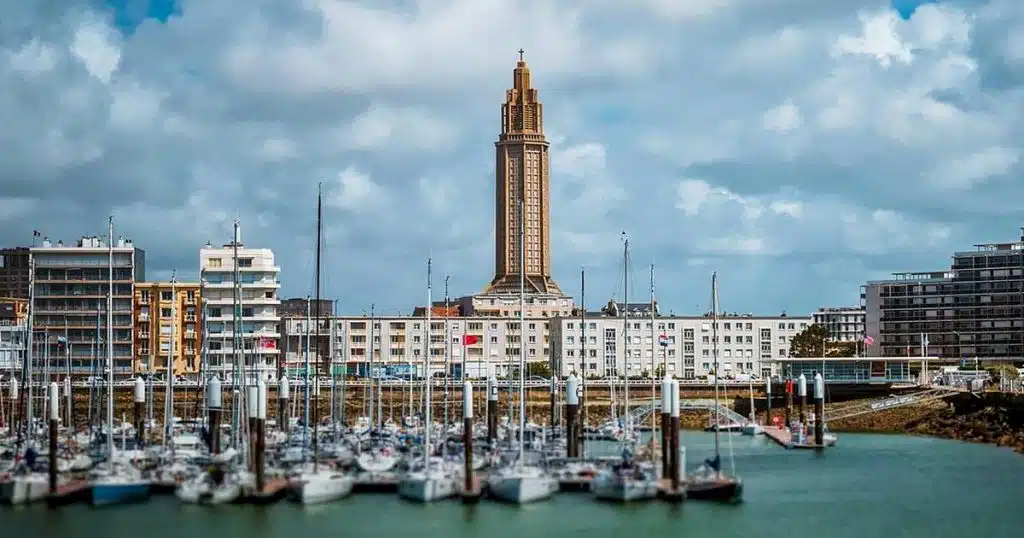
[
  {"x1": 488, "y1": 470, "x2": 558, "y2": 504},
  {"x1": 293, "y1": 472, "x2": 354, "y2": 505},
  {"x1": 356, "y1": 453, "x2": 398, "y2": 473},
  {"x1": 592, "y1": 472, "x2": 658, "y2": 502},
  {"x1": 175, "y1": 480, "x2": 241, "y2": 505},
  {"x1": 398, "y1": 472, "x2": 456, "y2": 503},
  {"x1": 1, "y1": 474, "x2": 49, "y2": 505}
]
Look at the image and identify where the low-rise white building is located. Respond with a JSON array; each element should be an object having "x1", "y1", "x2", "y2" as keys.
[
  {"x1": 550, "y1": 303, "x2": 811, "y2": 379},
  {"x1": 199, "y1": 227, "x2": 281, "y2": 383},
  {"x1": 279, "y1": 304, "x2": 811, "y2": 381}
]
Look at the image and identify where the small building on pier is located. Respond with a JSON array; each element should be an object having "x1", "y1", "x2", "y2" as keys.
[{"x1": 771, "y1": 356, "x2": 927, "y2": 384}]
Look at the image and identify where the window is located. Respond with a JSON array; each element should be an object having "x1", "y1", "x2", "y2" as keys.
[
  {"x1": 186, "y1": 290, "x2": 195, "y2": 301},
  {"x1": 242, "y1": 308, "x2": 254, "y2": 317},
  {"x1": 207, "y1": 258, "x2": 222, "y2": 268},
  {"x1": 238, "y1": 258, "x2": 253, "y2": 268},
  {"x1": 161, "y1": 291, "x2": 172, "y2": 301},
  {"x1": 209, "y1": 307, "x2": 221, "y2": 317},
  {"x1": 161, "y1": 308, "x2": 171, "y2": 317},
  {"x1": 723, "y1": 323, "x2": 731, "y2": 330},
  {"x1": 141, "y1": 291, "x2": 149, "y2": 301}
]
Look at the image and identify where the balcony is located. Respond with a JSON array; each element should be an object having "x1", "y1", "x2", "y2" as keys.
[{"x1": 137, "y1": 331, "x2": 150, "y2": 339}]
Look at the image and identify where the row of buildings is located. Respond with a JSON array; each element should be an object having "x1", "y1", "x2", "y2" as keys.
[{"x1": 0, "y1": 234, "x2": 817, "y2": 381}]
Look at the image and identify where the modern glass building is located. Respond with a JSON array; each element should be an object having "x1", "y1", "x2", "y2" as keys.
[{"x1": 774, "y1": 357, "x2": 915, "y2": 384}]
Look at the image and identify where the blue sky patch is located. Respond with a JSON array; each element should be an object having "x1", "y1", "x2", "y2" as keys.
[
  {"x1": 104, "y1": 0, "x2": 178, "y2": 34},
  {"x1": 891, "y1": 0, "x2": 939, "y2": 19}
]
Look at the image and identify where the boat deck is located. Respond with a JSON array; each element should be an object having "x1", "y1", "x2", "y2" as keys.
[{"x1": 47, "y1": 480, "x2": 91, "y2": 507}]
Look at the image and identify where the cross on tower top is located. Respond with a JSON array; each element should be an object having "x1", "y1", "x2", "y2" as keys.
[{"x1": 518, "y1": 48, "x2": 525, "y2": 62}]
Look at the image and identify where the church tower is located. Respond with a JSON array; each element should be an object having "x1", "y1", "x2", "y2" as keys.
[{"x1": 483, "y1": 51, "x2": 563, "y2": 296}]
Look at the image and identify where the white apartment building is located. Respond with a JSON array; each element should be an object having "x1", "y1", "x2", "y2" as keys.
[
  {"x1": 550, "y1": 306, "x2": 811, "y2": 380},
  {"x1": 812, "y1": 306, "x2": 866, "y2": 343},
  {"x1": 279, "y1": 307, "x2": 810, "y2": 381},
  {"x1": 199, "y1": 230, "x2": 281, "y2": 383},
  {"x1": 278, "y1": 314, "x2": 554, "y2": 379}
]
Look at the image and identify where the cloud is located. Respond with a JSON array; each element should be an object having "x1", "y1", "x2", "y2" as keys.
[{"x1": 2, "y1": 0, "x2": 1024, "y2": 317}]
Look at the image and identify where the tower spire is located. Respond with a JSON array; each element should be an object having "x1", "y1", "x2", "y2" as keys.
[{"x1": 483, "y1": 54, "x2": 563, "y2": 297}]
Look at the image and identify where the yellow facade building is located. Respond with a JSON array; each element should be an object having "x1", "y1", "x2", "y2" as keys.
[{"x1": 134, "y1": 282, "x2": 202, "y2": 377}]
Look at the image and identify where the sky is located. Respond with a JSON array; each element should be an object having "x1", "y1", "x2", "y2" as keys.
[{"x1": 1, "y1": 0, "x2": 1023, "y2": 317}]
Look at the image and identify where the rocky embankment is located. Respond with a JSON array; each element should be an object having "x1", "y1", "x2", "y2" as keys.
[{"x1": 825, "y1": 393, "x2": 1024, "y2": 454}]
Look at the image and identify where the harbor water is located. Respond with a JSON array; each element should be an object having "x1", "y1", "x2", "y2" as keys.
[{"x1": 3, "y1": 432, "x2": 1021, "y2": 538}]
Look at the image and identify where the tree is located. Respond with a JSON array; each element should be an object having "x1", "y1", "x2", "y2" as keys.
[
  {"x1": 789, "y1": 324, "x2": 831, "y2": 357},
  {"x1": 509, "y1": 361, "x2": 553, "y2": 379}
]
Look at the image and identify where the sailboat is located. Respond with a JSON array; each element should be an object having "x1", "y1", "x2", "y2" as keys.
[
  {"x1": 398, "y1": 259, "x2": 457, "y2": 503},
  {"x1": 740, "y1": 377, "x2": 763, "y2": 436},
  {"x1": 488, "y1": 199, "x2": 559, "y2": 505},
  {"x1": 175, "y1": 448, "x2": 243, "y2": 505},
  {"x1": 686, "y1": 272, "x2": 743, "y2": 503},
  {"x1": 291, "y1": 184, "x2": 354, "y2": 505},
  {"x1": 90, "y1": 218, "x2": 152, "y2": 507},
  {"x1": 592, "y1": 236, "x2": 658, "y2": 502}
]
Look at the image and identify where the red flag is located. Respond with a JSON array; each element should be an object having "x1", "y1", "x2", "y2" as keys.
[{"x1": 463, "y1": 334, "x2": 480, "y2": 346}]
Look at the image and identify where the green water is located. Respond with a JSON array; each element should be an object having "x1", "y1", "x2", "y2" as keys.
[{"x1": 3, "y1": 433, "x2": 1021, "y2": 538}]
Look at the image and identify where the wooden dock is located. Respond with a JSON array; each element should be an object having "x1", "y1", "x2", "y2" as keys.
[
  {"x1": 657, "y1": 479, "x2": 686, "y2": 502},
  {"x1": 557, "y1": 477, "x2": 592, "y2": 493},
  {"x1": 242, "y1": 478, "x2": 289, "y2": 505},
  {"x1": 458, "y1": 476, "x2": 484, "y2": 504},
  {"x1": 47, "y1": 480, "x2": 91, "y2": 507},
  {"x1": 763, "y1": 426, "x2": 825, "y2": 450},
  {"x1": 763, "y1": 426, "x2": 795, "y2": 449}
]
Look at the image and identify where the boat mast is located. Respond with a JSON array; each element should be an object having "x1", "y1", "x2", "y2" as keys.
[
  {"x1": 105, "y1": 216, "x2": 115, "y2": 461},
  {"x1": 164, "y1": 271, "x2": 176, "y2": 450},
  {"x1": 313, "y1": 183, "x2": 323, "y2": 472},
  {"x1": 303, "y1": 295, "x2": 310, "y2": 460},
  {"x1": 711, "y1": 272, "x2": 721, "y2": 461},
  {"x1": 444, "y1": 276, "x2": 450, "y2": 427},
  {"x1": 517, "y1": 198, "x2": 526, "y2": 470},
  {"x1": 622, "y1": 232, "x2": 629, "y2": 437},
  {"x1": 649, "y1": 263, "x2": 656, "y2": 456},
  {"x1": 579, "y1": 267, "x2": 585, "y2": 459},
  {"x1": 231, "y1": 220, "x2": 243, "y2": 453},
  {"x1": 372, "y1": 301, "x2": 380, "y2": 428},
  {"x1": 425, "y1": 258, "x2": 432, "y2": 466},
  {"x1": 21, "y1": 256, "x2": 35, "y2": 449}
]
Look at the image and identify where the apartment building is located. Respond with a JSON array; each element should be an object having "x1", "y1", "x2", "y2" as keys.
[
  {"x1": 134, "y1": 282, "x2": 202, "y2": 377},
  {"x1": 199, "y1": 230, "x2": 281, "y2": 383},
  {"x1": 278, "y1": 313, "x2": 553, "y2": 379},
  {"x1": 30, "y1": 236, "x2": 145, "y2": 378},
  {"x1": 0, "y1": 247, "x2": 30, "y2": 299},
  {"x1": 550, "y1": 302, "x2": 811, "y2": 379},
  {"x1": 864, "y1": 228, "x2": 1024, "y2": 360},
  {"x1": 0, "y1": 320, "x2": 26, "y2": 371},
  {"x1": 813, "y1": 306, "x2": 866, "y2": 343}
]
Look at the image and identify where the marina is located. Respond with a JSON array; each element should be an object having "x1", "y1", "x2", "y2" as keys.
[{"x1": 3, "y1": 432, "x2": 1022, "y2": 538}]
